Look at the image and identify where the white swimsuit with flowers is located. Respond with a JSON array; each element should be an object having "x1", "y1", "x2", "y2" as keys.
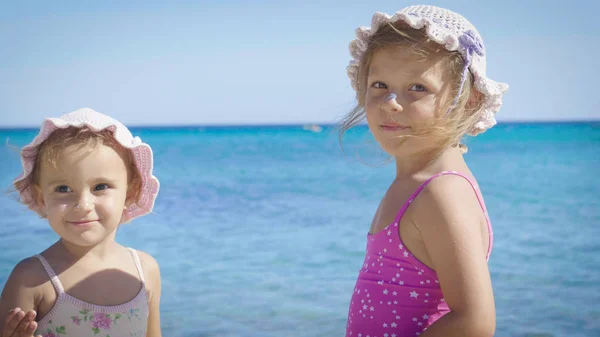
[{"x1": 34, "y1": 248, "x2": 149, "y2": 337}]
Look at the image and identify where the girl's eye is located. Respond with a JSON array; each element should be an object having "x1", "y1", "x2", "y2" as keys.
[
  {"x1": 55, "y1": 185, "x2": 72, "y2": 193},
  {"x1": 94, "y1": 184, "x2": 110, "y2": 191},
  {"x1": 409, "y1": 84, "x2": 427, "y2": 92},
  {"x1": 372, "y1": 82, "x2": 388, "y2": 89}
]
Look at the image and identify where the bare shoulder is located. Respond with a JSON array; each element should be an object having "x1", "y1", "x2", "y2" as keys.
[
  {"x1": 134, "y1": 250, "x2": 161, "y2": 289},
  {"x1": 5, "y1": 256, "x2": 49, "y2": 288},
  {"x1": 135, "y1": 250, "x2": 160, "y2": 274},
  {"x1": 410, "y1": 172, "x2": 490, "y2": 262},
  {"x1": 0, "y1": 256, "x2": 49, "y2": 319},
  {"x1": 412, "y1": 172, "x2": 485, "y2": 225},
  {"x1": 132, "y1": 249, "x2": 161, "y2": 306}
]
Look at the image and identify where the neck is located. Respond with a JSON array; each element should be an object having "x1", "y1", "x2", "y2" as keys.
[
  {"x1": 394, "y1": 146, "x2": 464, "y2": 180},
  {"x1": 58, "y1": 230, "x2": 119, "y2": 261}
]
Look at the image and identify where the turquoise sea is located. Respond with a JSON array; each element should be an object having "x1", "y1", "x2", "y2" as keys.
[{"x1": 0, "y1": 123, "x2": 598, "y2": 337}]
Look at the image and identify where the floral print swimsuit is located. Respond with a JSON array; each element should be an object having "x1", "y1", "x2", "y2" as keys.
[{"x1": 34, "y1": 248, "x2": 149, "y2": 337}]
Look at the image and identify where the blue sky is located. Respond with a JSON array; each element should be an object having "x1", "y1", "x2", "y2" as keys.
[{"x1": 0, "y1": 0, "x2": 598, "y2": 127}]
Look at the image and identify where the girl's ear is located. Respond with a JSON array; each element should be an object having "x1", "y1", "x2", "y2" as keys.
[
  {"x1": 33, "y1": 184, "x2": 47, "y2": 216},
  {"x1": 466, "y1": 86, "x2": 483, "y2": 112},
  {"x1": 124, "y1": 185, "x2": 136, "y2": 210}
]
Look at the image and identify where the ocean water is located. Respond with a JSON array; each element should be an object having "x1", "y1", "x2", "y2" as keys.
[{"x1": 0, "y1": 123, "x2": 598, "y2": 337}]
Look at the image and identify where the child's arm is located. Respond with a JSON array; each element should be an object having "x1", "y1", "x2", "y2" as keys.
[
  {"x1": 412, "y1": 175, "x2": 495, "y2": 337},
  {"x1": 0, "y1": 259, "x2": 44, "y2": 337},
  {"x1": 138, "y1": 251, "x2": 162, "y2": 337}
]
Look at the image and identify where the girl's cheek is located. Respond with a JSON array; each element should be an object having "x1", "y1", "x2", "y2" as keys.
[
  {"x1": 44, "y1": 196, "x2": 71, "y2": 214},
  {"x1": 97, "y1": 193, "x2": 127, "y2": 212}
]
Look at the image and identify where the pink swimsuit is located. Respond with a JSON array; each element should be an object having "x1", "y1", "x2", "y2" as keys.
[{"x1": 346, "y1": 171, "x2": 493, "y2": 337}]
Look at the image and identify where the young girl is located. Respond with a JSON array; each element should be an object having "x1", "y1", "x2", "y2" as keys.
[
  {"x1": 341, "y1": 5, "x2": 508, "y2": 337},
  {"x1": 0, "y1": 108, "x2": 162, "y2": 337}
]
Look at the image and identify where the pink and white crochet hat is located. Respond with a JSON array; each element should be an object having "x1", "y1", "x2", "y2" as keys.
[
  {"x1": 347, "y1": 5, "x2": 509, "y2": 136},
  {"x1": 13, "y1": 108, "x2": 160, "y2": 223}
]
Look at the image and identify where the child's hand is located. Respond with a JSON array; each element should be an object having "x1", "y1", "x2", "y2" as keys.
[{"x1": 2, "y1": 308, "x2": 41, "y2": 337}]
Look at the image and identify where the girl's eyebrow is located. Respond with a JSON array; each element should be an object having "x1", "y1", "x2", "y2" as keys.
[
  {"x1": 367, "y1": 70, "x2": 443, "y2": 92},
  {"x1": 44, "y1": 177, "x2": 121, "y2": 187},
  {"x1": 418, "y1": 68, "x2": 444, "y2": 91},
  {"x1": 90, "y1": 177, "x2": 120, "y2": 184},
  {"x1": 368, "y1": 66, "x2": 381, "y2": 77},
  {"x1": 45, "y1": 179, "x2": 66, "y2": 186}
]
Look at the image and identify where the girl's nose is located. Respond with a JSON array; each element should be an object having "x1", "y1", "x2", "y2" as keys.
[
  {"x1": 382, "y1": 93, "x2": 403, "y2": 113},
  {"x1": 73, "y1": 196, "x2": 93, "y2": 212}
]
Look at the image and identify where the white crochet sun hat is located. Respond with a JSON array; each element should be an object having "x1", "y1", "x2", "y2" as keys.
[
  {"x1": 347, "y1": 5, "x2": 509, "y2": 136},
  {"x1": 13, "y1": 108, "x2": 160, "y2": 223}
]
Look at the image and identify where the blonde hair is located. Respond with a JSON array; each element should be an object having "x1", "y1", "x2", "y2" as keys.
[
  {"x1": 339, "y1": 21, "x2": 484, "y2": 156},
  {"x1": 14, "y1": 127, "x2": 143, "y2": 214}
]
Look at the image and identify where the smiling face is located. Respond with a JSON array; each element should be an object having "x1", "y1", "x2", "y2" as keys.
[
  {"x1": 364, "y1": 46, "x2": 453, "y2": 157},
  {"x1": 34, "y1": 142, "x2": 132, "y2": 247}
]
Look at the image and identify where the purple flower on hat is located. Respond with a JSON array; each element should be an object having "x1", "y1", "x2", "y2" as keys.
[
  {"x1": 447, "y1": 30, "x2": 485, "y2": 115},
  {"x1": 459, "y1": 30, "x2": 484, "y2": 61}
]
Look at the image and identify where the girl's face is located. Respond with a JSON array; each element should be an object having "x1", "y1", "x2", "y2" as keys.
[
  {"x1": 364, "y1": 46, "x2": 452, "y2": 157},
  {"x1": 35, "y1": 142, "x2": 131, "y2": 247}
]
